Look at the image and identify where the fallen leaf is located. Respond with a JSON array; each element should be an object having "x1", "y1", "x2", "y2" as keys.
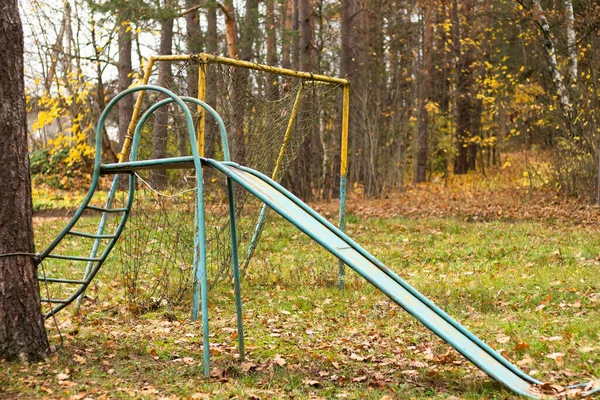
[
  {"x1": 514, "y1": 342, "x2": 530, "y2": 351},
  {"x1": 496, "y1": 335, "x2": 510, "y2": 344},
  {"x1": 545, "y1": 352, "x2": 565, "y2": 367},
  {"x1": 241, "y1": 362, "x2": 257, "y2": 372},
  {"x1": 517, "y1": 357, "x2": 534, "y2": 366},
  {"x1": 191, "y1": 393, "x2": 211, "y2": 399},
  {"x1": 304, "y1": 379, "x2": 320, "y2": 387},
  {"x1": 56, "y1": 373, "x2": 69, "y2": 381},
  {"x1": 273, "y1": 354, "x2": 286, "y2": 367},
  {"x1": 353, "y1": 375, "x2": 367, "y2": 383},
  {"x1": 73, "y1": 354, "x2": 86, "y2": 365}
]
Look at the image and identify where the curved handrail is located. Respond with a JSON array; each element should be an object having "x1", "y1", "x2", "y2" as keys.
[
  {"x1": 40, "y1": 85, "x2": 199, "y2": 259},
  {"x1": 130, "y1": 96, "x2": 231, "y2": 162}
]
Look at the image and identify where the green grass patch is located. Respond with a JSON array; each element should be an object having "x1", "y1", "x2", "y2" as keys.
[{"x1": 5, "y1": 210, "x2": 600, "y2": 399}]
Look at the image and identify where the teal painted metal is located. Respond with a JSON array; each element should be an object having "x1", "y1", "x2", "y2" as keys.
[
  {"x1": 39, "y1": 85, "x2": 597, "y2": 397},
  {"x1": 75, "y1": 173, "x2": 121, "y2": 310},
  {"x1": 224, "y1": 161, "x2": 540, "y2": 386},
  {"x1": 201, "y1": 158, "x2": 596, "y2": 399},
  {"x1": 126, "y1": 93, "x2": 211, "y2": 376},
  {"x1": 37, "y1": 85, "x2": 206, "y2": 330},
  {"x1": 337, "y1": 174, "x2": 347, "y2": 290},
  {"x1": 133, "y1": 96, "x2": 245, "y2": 361}
]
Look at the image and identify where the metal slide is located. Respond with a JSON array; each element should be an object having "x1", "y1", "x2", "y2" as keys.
[{"x1": 203, "y1": 158, "x2": 598, "y2": 399}]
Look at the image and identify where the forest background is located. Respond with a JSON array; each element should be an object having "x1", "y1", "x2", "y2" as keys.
[{"x1": 20, "y1": 0, "x2": 600, "y2": 202}]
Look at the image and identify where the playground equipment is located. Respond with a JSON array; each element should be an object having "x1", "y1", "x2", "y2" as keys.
[
  {"x1": 36, "y1": 82, "x2": 598, "y2": 399},
  {"x1": 117, "y1": 54, "x2": 350, "y2": 299}
]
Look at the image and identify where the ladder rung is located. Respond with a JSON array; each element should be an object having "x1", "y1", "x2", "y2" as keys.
[
  {"x1": 46, "y1": 254, "x2": 102, "y2": 262},
  {"x1": 40, "y1": 298, "x2": 70, "y2": 304},
  {"x1": 85, "y1": 205, "x2": 128, "y2": 213},
  {"x1": 67, "y1": 231, "x2": 117, "y2": 239},
  {"x1": 38, "y1": 276, "x2": 87, "y2": 285}
]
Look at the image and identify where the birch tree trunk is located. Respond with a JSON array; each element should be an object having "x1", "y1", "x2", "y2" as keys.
[
  {"x1": 531, "y1": 0, "x2": 571, "y2": 114},
  {"x1": 564, "y1": 0, "x2": 577, "y2": 82}
]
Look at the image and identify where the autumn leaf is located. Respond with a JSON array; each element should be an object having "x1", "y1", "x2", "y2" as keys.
[
  {"x1": 514, "y1": 342, "x2": 530, "y2": 351},
  {"x1": 56, "y1": 372, "x2": 70, "y2": 381},
  {"x1": 303, "y1": 379, "x2": 320, "y2": 387},
  {"x1": 545, "y1": 352, "x2": 565, "y2": 367},
  {"x1": 273, "y1": 354, "x2": 286, "y2": 367}
]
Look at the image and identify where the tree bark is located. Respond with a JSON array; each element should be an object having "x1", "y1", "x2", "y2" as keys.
[
  {"x1": 281, "y1": 0, "x2": 293, "y2": 70},
  {"x1": 453, "y1": 0, "x2": 473, "y2": 175},
  {"x1": 151, "y1": 1, "x2": 174, "y2": 188},
  {"x1": 564, "y1": 0, "x2": 577, "y2": 82},
  {"x1": 223, "y1": 0, "x2": 239, "y2": 59},
  {"x1": 531, "y1": 0, "x2": 571, "y2": 114},
  {"x1": 0, "y1": 0, "x2": 49, "y2": 362},
  {"x1": 91, "y1": 18, "x2": 118, "y2": 163},
  {"x1": 293, "y1": 0, "x2": 316, "y2": 199},
  {"x1": 415, "y1": 4, "x2": 433, "y2": 183},
  {"x1": 266, "y1": 0, "x2": 279, "y2": 100},
  {"x1": 184, "y1": 0, "x2": 203, "y2": 157},
  {"x1": 204, "y1": 0, "x2": 218, "y2": 159},
  {"x1": 117, "y1": 16, "x2": 133, "y2": 152}
]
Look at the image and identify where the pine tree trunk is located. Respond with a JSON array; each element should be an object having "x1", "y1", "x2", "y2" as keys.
[
  {"x1": 151, "y1": 2, "x2": 174, "y2": 188},
  {"x1": 453, "y1": 0, "x2": 473, "y2": 175},
  {"x1": 294, "y1": 0, "x2": 316, "y2": 199},
  {"x1": 205, "y1": 1, "x2": 218, "y2": 159},
  {"x1": 117, "y1": 16, "x2": 133, "y2": 151},
  {"x1": 0, "y1": 0, "x2": 49, "y2": 362},
  {"x1": 184, "y1": 0, "x2": 203, "y2": 157},
  {"x1": 415, "y1": 4, "x2": 433, "y2": 183}
]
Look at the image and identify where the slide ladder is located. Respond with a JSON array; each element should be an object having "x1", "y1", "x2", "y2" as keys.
[
  {"x1": 37, "y1": 85, "x2": 598, "y2": 398},
  {"x1": 37, "y1": 173, "x2": 134, "y2": 318}
]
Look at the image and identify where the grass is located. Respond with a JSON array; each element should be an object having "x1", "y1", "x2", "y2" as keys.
[{"x1": 3, "y1": 193, "x2": 600, "y2": 399}]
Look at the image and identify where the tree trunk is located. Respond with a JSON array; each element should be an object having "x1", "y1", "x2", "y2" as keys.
[
  {"x1": 91, "y1": 19, "x2": 118, "y2": 164},
  {"x1": 117, "y1": 16, "x2": 133, "y2": 152},
  {"x1": 293, "y1": 0, "x2": 316, "y2": 199},
  {"x1": 531, "y1": 0, "x2": 571, "y2": 114},
  {"x1": 44, "y1": 1, "x2": 69, "y2": 91},
  {"x1": 204, "y1": 0, "x2": 218, "y2": 159},
  {"x1": 185, "y1": 0, "x2": 203, "y2": 98},
  {"x1": 453, "y1": 0, "x2": 473, "y2": 175},
  {"x1": 564, "y1": 0, "x2": 577, "y2": 83},
  {"x1": 223, "y1": 0, "x2": 239, "y2": 59},
  {"x1": 0, "y1": 0, "x2": 49, "y2": 362},
  {"x1": 184, "y1": 0, "x2": 203, "y2": 157},
  {"x1": 281, "y1": 0, "x2": 293, "y2": 70},
  {"x1": 266, "y1": 0, "x2": 279, "y2": 100},
  {"x1": 151, "y1": 2, "x2": 174, "y2": 188},
  {"x1": 415, "y1": 4, "x2": 433, "y2": 183},
  {"x1": 291, "y1": 0, "x2": 300, "y2": 70}
]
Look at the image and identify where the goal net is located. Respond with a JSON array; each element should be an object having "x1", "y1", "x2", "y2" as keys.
[{"x1": 111, "y1": 54, "x2": 348, "y2": 313}]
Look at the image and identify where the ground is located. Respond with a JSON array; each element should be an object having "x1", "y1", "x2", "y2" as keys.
[{"x1": 2, "y1": 156, "x2": 600, "y2": 399}]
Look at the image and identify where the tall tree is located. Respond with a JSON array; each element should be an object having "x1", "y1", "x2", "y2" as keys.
[
  {"x1": 151, "y1": 0, "x2": 174, "y2": 188},
  {"x1": 223, "y1": 0, "x2": 239, "y2": 59},
  {"x1": 531, "y1": 0, "x2": 571, "y2": 114},
  {"x1": 117, "y1": 12, "x2": 133, "y2": 150},
  {"x1": 292, "y1": 0, "x2": 317, "y2": 199},
  {"x1": 453, "y1": 0, "x2": 474, "y2": 174},
  {"x1": 415, "y1": 3, "x2": 434, "y2": 183},
  {"x1": 204, "y1": 0, "x2": 218, "y2": 159},
  {"x1": 0, "y1": 0, "x2": 49, "y2": 362},
  {"x1": 564, "y1": 0, "x2": 577, "y2": 83}
]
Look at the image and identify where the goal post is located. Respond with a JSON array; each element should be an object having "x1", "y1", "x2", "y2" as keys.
[{"x1": 117, "y1": 53, "x2": 351, "y2": 305}]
